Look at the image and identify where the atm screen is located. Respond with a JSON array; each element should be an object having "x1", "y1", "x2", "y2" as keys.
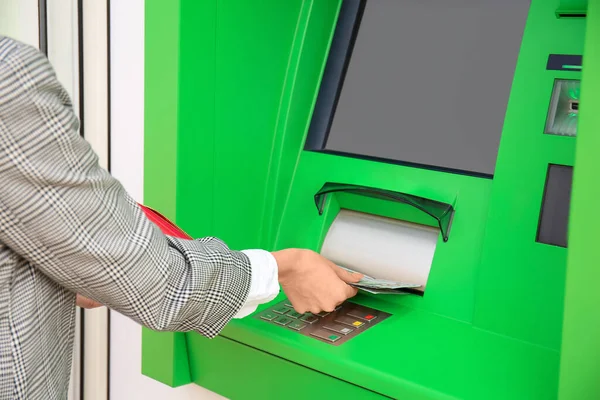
[{"x1": 306, "y1": 0, "x2": 531, "y2": 176}]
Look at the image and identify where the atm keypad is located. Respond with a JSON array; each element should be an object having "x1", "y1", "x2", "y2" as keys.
[{"x1": 255, "y1": 300, "x2": 391, "y2": 346}]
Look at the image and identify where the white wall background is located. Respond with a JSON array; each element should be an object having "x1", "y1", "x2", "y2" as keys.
[
  {"x1": 0, "y1": 0, "x2": 38, "y2": 47},
  {"x1": 109, "y1": 1, "x2": 226, "y2": 399}
]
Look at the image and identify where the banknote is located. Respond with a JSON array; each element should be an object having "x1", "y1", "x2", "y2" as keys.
[
  {"x1": 351, "y1": 286, "x2": 412, "y2": 295},
  {"x1": 338, "y1": 265, "x2": 422, "y2": 290}
]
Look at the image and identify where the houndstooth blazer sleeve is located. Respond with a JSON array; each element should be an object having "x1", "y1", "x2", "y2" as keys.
[{"x1": 0, "y1": 38, "x2": 253, "y2": 338}]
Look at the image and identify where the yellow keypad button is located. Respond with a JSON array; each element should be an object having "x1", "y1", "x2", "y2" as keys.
[{"x1": 334, "y1": 315, "x2": 365, "y2": 328}]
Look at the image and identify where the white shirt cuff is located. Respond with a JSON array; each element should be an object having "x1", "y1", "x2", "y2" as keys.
[{"x1": 234, "y1": 249, "x2": 280, "y2": 318}]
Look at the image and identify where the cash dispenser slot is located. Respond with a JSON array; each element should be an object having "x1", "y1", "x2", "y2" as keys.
[
  {"x1": 314, "y1": 182, "x2": 454, "y2": 294},
  {"x1": 314, "y1": 182, "x2": 454, "y2": 242},
  {"x1": 546, "y1": 54, "x2": 583, "y2": 72}
]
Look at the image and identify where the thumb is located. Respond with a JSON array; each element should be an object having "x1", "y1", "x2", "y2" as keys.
[
  {"x1": 344, "y1": 284, "x2": 359, "y2": 298},
  {"x1": 332, "y1": 265, "x2": 364, "y2": 283}
]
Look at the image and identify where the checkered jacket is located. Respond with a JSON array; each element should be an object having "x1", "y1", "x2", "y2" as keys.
[{"x1": 0, "y1": 36, "x2": 252, "y2": 399}]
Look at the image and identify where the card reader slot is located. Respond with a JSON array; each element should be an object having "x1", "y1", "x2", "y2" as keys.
[
  {"x1": 556, "y1": 12, "x2": 586, "y2": 18},
  {"x1": 555, "y1": 0, "x2": 587, "y2": 18}
]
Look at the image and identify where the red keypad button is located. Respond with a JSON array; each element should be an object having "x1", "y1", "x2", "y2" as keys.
[{"x1": 347, "y1": 309, "x2": 378, "y2": 322}]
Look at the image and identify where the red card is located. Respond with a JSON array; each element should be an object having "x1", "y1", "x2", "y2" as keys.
[{"x1": 139, "y1": 204, "x2": 191, "y2": 240}]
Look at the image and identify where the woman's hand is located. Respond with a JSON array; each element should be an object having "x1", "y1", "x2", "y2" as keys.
[
  {"x1": 76, "y1": 294, "x2": 103, "y2": 309},
  {"x1": 272, "y1": 249, "x2": 363, "y2": 314}
]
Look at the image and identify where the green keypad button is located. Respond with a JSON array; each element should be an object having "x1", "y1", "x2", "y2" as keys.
[
  {"x1": 260, "y1": 312, "x2": 276, "y2": 321},
  {"x1": 288, "y1": 321, "x2": 307, "y2": 331},
  {"x1": 273, "y1": 306, "x2": 290, "y2": 315},
  {"x1": 310, "y1": 328, "x2": 341, "y2": 342},
  {"x1": 274, "y1": 316, "x2": 292, "y2": 326},
  {"x1": 300, "y1": 314, "x2": 319, "y2": 324},
  {"x1": 287, "y1": 311, "x2": 302, "y2": 319},
  {"x1": 316, "y1": 311, "x2": 330, "y2": 317}
]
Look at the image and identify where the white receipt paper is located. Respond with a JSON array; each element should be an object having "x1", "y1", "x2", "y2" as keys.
[{"x1": 320, "y1": 209, "x2": 439, "y2": 290}]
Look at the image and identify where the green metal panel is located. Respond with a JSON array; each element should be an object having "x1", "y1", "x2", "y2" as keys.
[
  {"x1": 219, "y1": 292, "x2": 558, "y2": 399},
  {"x1": 142, "y1": 0, "x2": 597, "y2": 398},
  {"x1": 176, "y1": 0, "x2": 217, "y2": 238},
  {"x1": 473, "y1": 1, "x2": 584, "y2": 350},
  {"x1": 143, "y1": 0, "x2": 191, "y2": 388},
  {"x1": 211, "y1": 0, "x2": 307, "y2": 250},
  {"x1": 144, "y1": 0, "x2": 179, "y2": 218},
  {"x1": 559, "y1": 1, "x2": 600, "y2": 398},
  {"x1": 141, "y1": 329, "x2": 191, "y2": 388},
  {"x1": 186, "y1": 334, "x2": 388, "y2": 400},
  {"x1": 260, "y1": 0, "x2": 344, "y2": 249}
]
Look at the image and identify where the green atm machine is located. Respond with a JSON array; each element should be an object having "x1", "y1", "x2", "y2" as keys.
[{"x1": 143, "y1": 0, "x2": 600, "y2": 398}]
